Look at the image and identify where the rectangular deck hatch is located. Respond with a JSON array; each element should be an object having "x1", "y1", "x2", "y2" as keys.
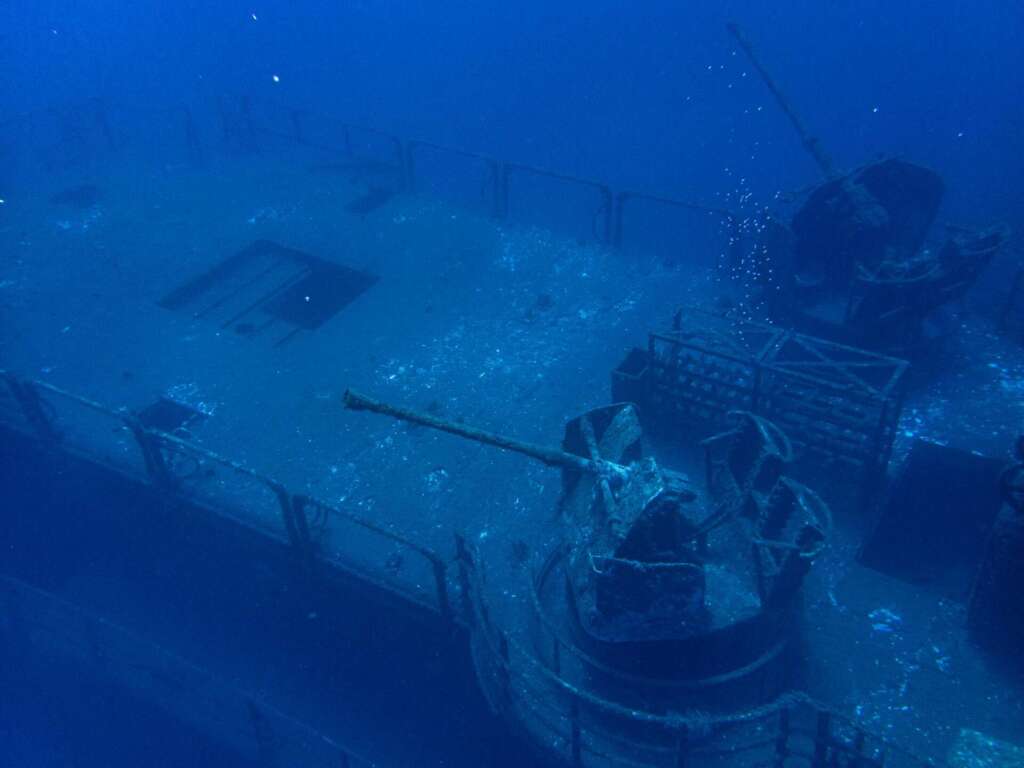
[{"x1": 159, "y1": 240, "x2": 377, "y2": 346}]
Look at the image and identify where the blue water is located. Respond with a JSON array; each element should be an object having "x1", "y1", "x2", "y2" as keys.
[
  {"x1": 3, "y1": 1, "x2": 1021, "y2": 221},
  {"x1": 1, "y1": 2, "x2": 1023, "y2": 766}
]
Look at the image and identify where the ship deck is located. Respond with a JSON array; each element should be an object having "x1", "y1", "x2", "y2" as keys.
[{"x1": 1, "y1": 130, "x2": 1022, "y2": 765}]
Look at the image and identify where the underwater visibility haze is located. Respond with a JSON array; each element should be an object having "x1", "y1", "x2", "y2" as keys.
[{"x1": 0, "y1": 1, "x2": 1022, "y2": 767}]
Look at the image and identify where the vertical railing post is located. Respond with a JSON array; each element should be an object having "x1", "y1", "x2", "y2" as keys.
[
  {"x1": 391, "y1": 137, "x2": 408, "y2": 191},
  {"x1": 403, "y1": 141, "x2": 416, "y2": 193},
  {"x1": 93, "y1": 97, "x2": 116, "y2": 150},
  {"x1": 852, "y1": 728, "x2": 866, "y2": 768},
  {"x1": 124, "y1": 417, "x2": 175, "y2": 491},
  {"x1": 183, "y1": 107, "x2": 203, "y2": 166},
  {"x1": 861, "y1": 394, "x2": 895, "y2": 518},
  {"x1": 270, "y1": 484, "x2": 315, "y2": 571},
  {"x1": 290, "y1": 109, "x2": 304, "y2": 144},
  {"x1": 726, "y1": 213, "x2": 743, "y2": 273},
  {"x1": 291, "y1": 495, "x2": 314, "y2": 550},
  {"x1": 598, "y1": 186, "x2": 613, "y2": 245},
  {"x1": 54, "y1": 106, "x2": 78, "y2": 166},
  {"x1": 497, "y1": 630, "x2": 509, "y2": 679},
  {"x1": 612, "y1": 192, "x2": 627, "y2": 248},
  {"x1": 999, "y1": 268, "x2": 1024, "y2": 331},
  {"x1": 3, "y1": 374, "x2": 60, "y2": 443},
  {"x1": 431, "y1": 555, "x2": 451, "y2": 623},
  {"x1": 454, "y1": 533, "x2": 474, "y2": 623},
  {"x1": 247, "y1": 700, "x2": 280, "y2": 768},
  {"x1": 498, "y1": 163, "x2": 510, "y2": 220},
  {"x1": 488, "y1": 160, "x2": 502, "y2": 219},
  {"x1": 217, "y1": 95, "x2": 232, "y2": 143},
  {"x1": 751, "y1": 361, "x2": 763, "y2": 414},
  {"x1": 240, "y1": 94, "x2": 255, "y2": 141},
  {"x1": 497, "y1": 630, "x2": 511, "y2": 701}
]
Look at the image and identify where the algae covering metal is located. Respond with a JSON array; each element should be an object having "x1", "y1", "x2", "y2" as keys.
[
  {"x1": 617, "y1": 308, "x2": 908, "y2": 513},
  {"x1": 344, "y1": 388, "x2": 829, "y2": 685}
]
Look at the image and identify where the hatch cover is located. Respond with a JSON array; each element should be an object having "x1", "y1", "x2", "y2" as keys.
[{"x1": 159, "y1": 240, "x2": 377, "y2": 346}]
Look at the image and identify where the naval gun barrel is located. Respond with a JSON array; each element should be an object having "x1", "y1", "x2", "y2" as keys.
[
  {"x1": 343, "y1": 389, "x2": 626, "y2": 478},
  {"x1": 727, "y1": 22, "x2": 836, "y2": 180}
]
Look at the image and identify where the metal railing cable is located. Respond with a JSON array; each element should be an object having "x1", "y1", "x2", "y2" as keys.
[
  {"x1": 0, "y1": 371, "x2": 453, "y2": 624},
  {"x1": 457, "y1": 537, "x2": 942, "y2": 768}
]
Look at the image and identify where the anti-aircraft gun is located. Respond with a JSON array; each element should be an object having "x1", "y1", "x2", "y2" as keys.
[
  {"x1": 344, "y1": 389, "x2": 830, "y2": 693},
  {"x1": 728, "y1": 23, "x2": 1009, "y2": 353}
]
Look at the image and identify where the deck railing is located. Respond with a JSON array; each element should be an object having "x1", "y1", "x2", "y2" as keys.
[
  {"x1": 455, "y1": 535, "x2": 942, "y2": 768},
  {"x1": 1, "y1": 374, "x2": 941, "y2": 768},
  {"x1": 2, "y1": 92, "x2": 744, "y2": 269},
  {"x1": 0, "y1": 371, "x2": 453, "y2": 625}
]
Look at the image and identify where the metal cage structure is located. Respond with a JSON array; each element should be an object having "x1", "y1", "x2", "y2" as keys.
[
  {"x1": 613, "y1": 310, "x2": 908, "y2": 514},
  {"x1": 459, "y1": 537, "x2": 938, "y2": 768},
  {"x1": 0, "y1": 370, "x2": 953, "y2": 768}
]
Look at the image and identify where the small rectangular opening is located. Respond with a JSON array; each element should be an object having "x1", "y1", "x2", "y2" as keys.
[{"x1": 159, "y1": 240, "x2": 378, "y2": 346}]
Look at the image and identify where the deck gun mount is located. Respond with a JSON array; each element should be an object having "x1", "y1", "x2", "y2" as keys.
[
  {"x1": 729, "y1": 23, "x2": 1010, "y2": 353},
  {"x1": 344, "y1": 389, "x2": 830, "y2": 684}
]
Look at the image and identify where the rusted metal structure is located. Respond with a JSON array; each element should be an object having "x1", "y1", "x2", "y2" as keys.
[
  {"x1": 612, "y1": 309, "x2": 908, "y2": 514},
  {"x1": 729, "y1": 23, "x2": 1009, "y2": 353},
  {"x1": 0, "y1": 370, "x2": 955, "y2": 768},
  {"x1": 344, "y1": 388, "x2": 833, "y2": 765},
  {"x1": 0, "y1": 371, "x2": 453, "y2": 620}
]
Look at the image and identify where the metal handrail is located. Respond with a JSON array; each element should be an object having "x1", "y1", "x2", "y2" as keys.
[
  {"x1": 526, "y1": 543, "x2": 787, "y2": 694},
  {"x1": 459, "y1": 537, "x2": 941, "y2": 768},
  {"x1": 233, "y1": 92, "x2": 733, "y2": 245},
  {"x1": 0, "y1": 371, "x2": 453, "y2": 623},
  {"x1": 5, "y1": 90, "x2": 741, "y2": 260}
]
